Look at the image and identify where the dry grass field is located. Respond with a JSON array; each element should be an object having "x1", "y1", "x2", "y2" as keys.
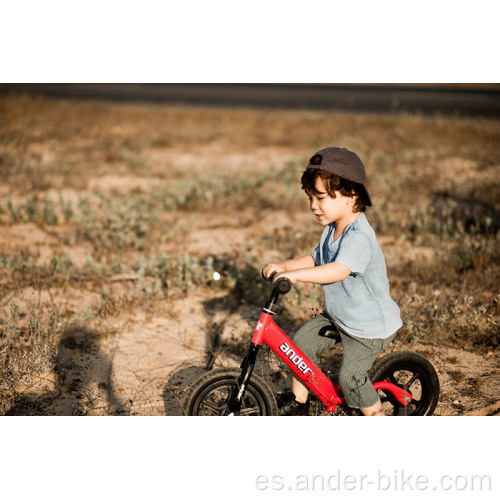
[{"x1": 1, "y1": 94, "x2": 499, "y2": 416}]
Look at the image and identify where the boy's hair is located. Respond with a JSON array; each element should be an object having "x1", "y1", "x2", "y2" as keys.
[{"x1": 301, "y1": 168, "x2": 367, "y2": 213}]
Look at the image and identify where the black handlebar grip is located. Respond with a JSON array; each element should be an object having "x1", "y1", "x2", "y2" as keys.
[{"x1": 273, "y1": 277, "x2": 292, "y2": 294}]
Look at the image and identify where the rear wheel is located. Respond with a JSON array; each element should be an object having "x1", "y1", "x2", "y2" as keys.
[
  {"x1": 369, "y1": 351, "x2": 440, "y2": 416},
  {"x1": 183, "y1": 368, "x2": 278, "y2": 416}
]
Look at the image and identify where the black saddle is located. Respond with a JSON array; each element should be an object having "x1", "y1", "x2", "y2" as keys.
[{"x1": 318, "y1": 312, "x2": 342, "y2": 343}]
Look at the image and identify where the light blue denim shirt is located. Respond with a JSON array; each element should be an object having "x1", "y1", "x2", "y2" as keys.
[{"x1": 311, "y1": 213, "x2": 403, "y2": 339}]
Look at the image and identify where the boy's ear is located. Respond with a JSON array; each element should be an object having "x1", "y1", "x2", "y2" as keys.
[{"x1": 346, "y1": 193, "x2": 358, "y2": 208}]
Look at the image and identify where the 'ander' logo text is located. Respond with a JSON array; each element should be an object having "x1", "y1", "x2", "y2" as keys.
[{"x1": 279, "y1": 343, "x2": 314, "y2": 376}]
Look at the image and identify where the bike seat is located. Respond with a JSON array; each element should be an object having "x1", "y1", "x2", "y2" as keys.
[{"x1": 318, "y1": 324, "x2": 342, "y2": 343}]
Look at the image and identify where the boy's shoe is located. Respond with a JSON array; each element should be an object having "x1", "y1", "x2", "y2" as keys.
[
  {"x1": 276, "y1": 391, "x2": 296, "y2": 408},
  {"x1": 279, "y1": 398, "x2": 310, "y2": 416}
]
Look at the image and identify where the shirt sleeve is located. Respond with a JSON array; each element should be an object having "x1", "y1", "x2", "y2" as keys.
[{"x1": 334, "y1": 230, "x2": 372, "y2": 275}]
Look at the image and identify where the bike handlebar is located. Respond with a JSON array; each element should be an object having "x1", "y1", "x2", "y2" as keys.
[
  {"x1": 273, "y1": 276, "x2": 292, "y2": 294},
  {"x1": 262, "y1": 270, "x2": 293, "y2": 295}
]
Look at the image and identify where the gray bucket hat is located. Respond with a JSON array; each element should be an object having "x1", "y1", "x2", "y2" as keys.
[{"x1": 306, "y1": 147, "x2": 372, "y2": 206}]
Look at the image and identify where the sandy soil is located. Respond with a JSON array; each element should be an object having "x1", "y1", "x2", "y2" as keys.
[{"x1": 3, "y1": 169, "x2": 498, "y2": 417}]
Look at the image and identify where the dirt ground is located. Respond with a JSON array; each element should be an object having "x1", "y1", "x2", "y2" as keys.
[
  {"x1": 4, "y1": 235, "x2": 499, "y2": 417},
  {"x1": 1, "y1": 94, "x2": 498, "y2": 416}
]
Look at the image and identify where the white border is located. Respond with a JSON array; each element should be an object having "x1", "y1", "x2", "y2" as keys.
[
  {"x1": 2, "y1": 417, "x2": 498, "y2": 499},
  {"x1": 2, "y1": 1, "x2": 499, "y2": 82}
]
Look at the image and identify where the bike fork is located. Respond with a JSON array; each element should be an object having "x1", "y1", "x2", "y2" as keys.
[{"x1": 227, "y1": 343, "x2": 260, "y2": 415}]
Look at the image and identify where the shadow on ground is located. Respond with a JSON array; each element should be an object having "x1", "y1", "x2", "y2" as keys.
[{"x1": 6, "y1": 325, "x2": 127, "y2": 416}]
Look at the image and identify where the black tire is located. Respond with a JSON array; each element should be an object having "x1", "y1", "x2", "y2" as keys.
[
  {"x1": 183, "y1": 368, "x2": 278, "y2": 416},
  {"x1": 369, "y1": 351, "x2": 440, "y2": 416}
]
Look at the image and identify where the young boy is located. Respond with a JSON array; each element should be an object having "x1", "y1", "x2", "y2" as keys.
[{"x1": 262, "y1": 147, "x2": 402, "y2": 416}]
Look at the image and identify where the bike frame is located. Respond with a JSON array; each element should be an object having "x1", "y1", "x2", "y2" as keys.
[{"x1": 228, "y1": 287, "x2": 412, "y2": 415}]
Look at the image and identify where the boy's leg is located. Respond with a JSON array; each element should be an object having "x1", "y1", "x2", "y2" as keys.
[
  {"x1": 289, "y1": 314, "x2": 337, "y2": 403},
  {"x1": 338, "y1": 333, "x2": 396, "y2": 415},
  {"x1": 291, "y1": 376, "x2": 309, "y2": 404}
]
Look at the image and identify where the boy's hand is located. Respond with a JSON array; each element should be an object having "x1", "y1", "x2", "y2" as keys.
[{"x1": 262, "y1": 262, "x2": 286, "y2": 280}]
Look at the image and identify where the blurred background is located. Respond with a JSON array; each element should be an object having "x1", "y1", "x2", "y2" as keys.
[
  {"x1": 1, "y1": 83, "x2": 499, "y2": 416},
  {"x1": 2, "y1": 83, "x2": 500, "y2": 116}
]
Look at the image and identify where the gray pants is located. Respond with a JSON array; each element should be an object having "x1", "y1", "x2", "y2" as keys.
[{"x1": 292, "y1": 314, "x2": 396, "y2": 409}]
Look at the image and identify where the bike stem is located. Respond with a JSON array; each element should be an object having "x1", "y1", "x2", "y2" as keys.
[{"x1": 227, "y1": 342, "x2": 260, "y2": 415}]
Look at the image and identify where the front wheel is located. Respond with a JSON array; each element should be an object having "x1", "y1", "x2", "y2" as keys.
[
  {"x1": 183, "y1": 368, "x2": 278, "y2": 416},
  {"x1": 369, "y1": 351, "x2": 440, "y2": 416}
]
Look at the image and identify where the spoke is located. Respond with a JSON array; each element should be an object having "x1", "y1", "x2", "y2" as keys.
[
  {"x1": 199, "y1": 399, "x2": 224, "y2": 415},
  {"x1": 405, "y1": 372, "x2": 420, "y2": 390},
  {"x1": 239, "y1": 406, "x2": 261, "y2": 416}
]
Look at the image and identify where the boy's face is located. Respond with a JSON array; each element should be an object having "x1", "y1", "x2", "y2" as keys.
[{"x1": 306, "y1": 177, "x2": 356, "y2": 226}]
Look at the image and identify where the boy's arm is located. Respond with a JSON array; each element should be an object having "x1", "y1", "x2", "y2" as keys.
[
  {"x1": 262, "y1": 255, "x2": 315, "y2": 279},
  {"x1": 274, "y1": 261, "x2": 351, "y2": 285}
]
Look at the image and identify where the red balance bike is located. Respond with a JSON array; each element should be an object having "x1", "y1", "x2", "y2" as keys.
[{"x1": 184, "y1": 276, "x2": 440, "y2": 416}]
